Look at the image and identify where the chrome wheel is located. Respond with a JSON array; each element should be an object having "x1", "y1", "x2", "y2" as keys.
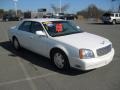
[{"x1": 54, "y1": 52, "x2": 65, "y2": 69}]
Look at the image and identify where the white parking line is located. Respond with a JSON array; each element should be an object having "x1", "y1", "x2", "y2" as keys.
[
  {"x1": 0, "y1": 46, "x2": 58, "y2": 89},
  {"x1": 16, "y1": 57, "x2": 38, "y2": 90},
  {"x1": 0, "y1": 72, "x2": 57, "y2": 86}
]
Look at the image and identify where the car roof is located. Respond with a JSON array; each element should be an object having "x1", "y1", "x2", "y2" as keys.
[
  {"x1": 103, "y1": 12, "x2": 120, "y2": 14},
  {"x1": 22, "y1": 18, "x2": 64, "y2": 23},
  {"x1": 110, "y1": 12, "x2": 120, "y2": 14},
  {"x1": 111, "y1": 13, "x2": 120, "y2": 14}
]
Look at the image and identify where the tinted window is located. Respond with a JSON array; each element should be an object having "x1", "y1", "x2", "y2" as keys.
[
  {"x1": 30, "y1": 22, "x2": 44, "y2": 33},
  {"x1": 111, "y1": 14, "x2": 114, "y2": 17},
  {"x1": 103, "y1": 13, "x2": 114, "y2": 17},
  {"x1": 116, "y1": 14, "x2": 118, "y2": 17},
  {"x1": 103, "y1": 13, "x2": 111, "y2": 16},
  {"x1": 19, "y1": 21, "x2": 31, "y2": 32}
]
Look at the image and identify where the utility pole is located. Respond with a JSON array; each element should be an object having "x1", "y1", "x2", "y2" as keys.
[
  {"x1": 13, "y1": 0, "x2": 18, "y2": 16},
  {"x1": 60, "y1": 0, "x2": 62, "y2": 13}
]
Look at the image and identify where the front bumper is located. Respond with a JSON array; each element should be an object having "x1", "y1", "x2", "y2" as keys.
[{"x1": 69, "y1": 48, "x2": 115, "y2": 70}]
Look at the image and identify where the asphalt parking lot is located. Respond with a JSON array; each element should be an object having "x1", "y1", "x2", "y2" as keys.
[{"x1": 0, "y1": 20, "x2": 120, "y2": 90}]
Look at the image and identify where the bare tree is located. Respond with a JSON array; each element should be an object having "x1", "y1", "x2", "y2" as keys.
[
  {"x1": 77, "y1": 4, "x2": 105, "y2": 19},
  {"x1": 61, "y1": 4, "x2": 69, "y2": 13},
  {"x1": 8, "y1": 9, "x2": 16, "y2": 16},
  {"x1": 51, "y1": 4, "x2": 58, "y2": 13},
  {"x1": 51, "y1": 4, "x2": 69, "y2": 13},
  {"x1": 17, "y1": 9, "x2": 23, "y2": 16},
  {"x1": 0, "y1": 9, "x2": 4, "y2": 18}
]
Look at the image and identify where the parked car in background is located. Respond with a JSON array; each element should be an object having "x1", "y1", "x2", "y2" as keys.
[
  {"x1": 54, "y1": 13, "x2": 65, "y2": 19},
  {"x1": 8, "y1": 18, "x2": 114, "y2": 71},
  {"x1": 43, "y1": 13, "x2": 54, "y2": 18},
  {"x1": 64, "y1": 14, "x2": 77, "y2": 20},
  {"x1": 101, "y1": 12, "x2": 120, "y2": 24},
  {"x1": 2, "y1": 14, "x2": 21, "y2": 21},
  {"x1": 54, "y1": 13, "x2": 77, "y2": 20}
]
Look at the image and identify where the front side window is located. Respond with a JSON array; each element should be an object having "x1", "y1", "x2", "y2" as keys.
[
  {"x1": 18, "y1": 21, "x2": 31, "y2": 32},
  {"x1": 30, "y1": 22, "x2": 44, "y2": 33},
  {"x1": 42, "y1": 21, "x2": 83, "y2": 37}
]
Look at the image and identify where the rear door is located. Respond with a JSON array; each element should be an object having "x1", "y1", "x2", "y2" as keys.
[
  {"x1": 118, "y1": 13, "x2": 120, "y2": 23},
  {"x1": 17, "y1": 21, "x2": 32, "y2": 49},
  {"x1": 115, "y1": 13, "x2": 120, "y2": 23}
]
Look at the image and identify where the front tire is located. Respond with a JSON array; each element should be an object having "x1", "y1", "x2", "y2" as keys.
[{"x1": 51, "y1": 50, "x2": 70, "y2": 70}]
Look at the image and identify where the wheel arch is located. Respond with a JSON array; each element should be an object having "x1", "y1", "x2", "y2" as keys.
[
  {"x1": 12, "y1": 36, "x2": 20, "y2": 45},
  {"x1": 12, "y1": 36, "x2": 17, "y2": 42},
  {"x1": 113, "y1": 19, "x2": 116, "y2": 21},
  {"x1": 49, "y1": 47, "x2": 70, "y2": 70},
  {"x1": 50, "y1": 47, "x2": 69, "y2": 59}
]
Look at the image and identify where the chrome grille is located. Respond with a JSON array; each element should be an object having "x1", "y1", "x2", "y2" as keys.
[{"x1": 97, "y1": 45, "x2": 112, "y2": 56}]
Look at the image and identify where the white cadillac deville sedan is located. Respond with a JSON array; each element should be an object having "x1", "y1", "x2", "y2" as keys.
[{"x1": 8, "y1": 19, "x2": 115, "y2": 70}]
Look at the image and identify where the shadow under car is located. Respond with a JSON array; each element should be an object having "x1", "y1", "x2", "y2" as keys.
[{"x1": 0, "y1": 41, "x2": 92, "y2": 76}]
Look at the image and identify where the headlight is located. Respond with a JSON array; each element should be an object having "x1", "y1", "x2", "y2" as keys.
[{"x1": 79, "y1": 49, "x2": 95, "y2": 59}]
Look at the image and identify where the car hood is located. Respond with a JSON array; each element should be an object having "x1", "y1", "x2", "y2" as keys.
[{"x1": 54, "y1": 32, "x2": 111, "y2": 50}]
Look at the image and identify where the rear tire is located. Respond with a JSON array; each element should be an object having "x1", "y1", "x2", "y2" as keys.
[
  {"x1": 112, "y1": 20, "x2": 116, "y2": 25},
  {"x1": 13, "y1": 38, "x2": 21, "y2": 51}
]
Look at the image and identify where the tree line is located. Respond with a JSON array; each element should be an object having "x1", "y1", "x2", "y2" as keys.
[
  {"x1": 0, "y1": 9, "x2": 23, "y2": 18},
  {"x1": 0, "y1": 4, "x2": 113, "y2": 19},
  {"x1": 77, "y1": 4, "x2": 106, "y2": 19}
]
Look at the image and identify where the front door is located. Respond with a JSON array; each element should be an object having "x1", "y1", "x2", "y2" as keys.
[{"x1": 28, "y1": 21, "x2": 50, "y2": 57}]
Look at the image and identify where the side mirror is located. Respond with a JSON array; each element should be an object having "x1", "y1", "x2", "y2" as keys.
[
  {"x1": 76, "y1": 26, "x2": 80, "y2": 29},
  {"x1": 36, "y1": 31, "x2": 46, "y2": 36}
]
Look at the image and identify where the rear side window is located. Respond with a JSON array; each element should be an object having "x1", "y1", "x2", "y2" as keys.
[
  {"x1": 116, "y1": 14, "x2": 118, "y2": 17},
  {"x1": 18, "y1": 21, "x2": 31, "y2": 32},
  {"x1": 111, "y1": 14, "x2": 114, "y2": 17}
]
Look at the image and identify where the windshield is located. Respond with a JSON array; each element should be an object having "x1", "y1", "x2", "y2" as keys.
[{"x1": 42, "y1": 21, "x2": 83, "y2": 37}]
